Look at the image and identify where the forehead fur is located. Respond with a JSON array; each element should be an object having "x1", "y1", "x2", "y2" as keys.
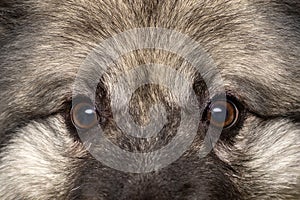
[{"x1": 0, "y1": 0, "x2": 299, "y2": 138}]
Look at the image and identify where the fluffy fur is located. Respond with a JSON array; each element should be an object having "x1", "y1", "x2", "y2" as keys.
[{"x1": 0, "y1": 0, "x2": 299, "y2": 199}]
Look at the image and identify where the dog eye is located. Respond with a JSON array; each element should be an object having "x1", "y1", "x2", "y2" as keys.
[
  {"x1": 207, "y1": 100, "x2": 239, "y2": 129},
  {"x1": 71, "y1": 102, "x2": 98, "y2": 129}
]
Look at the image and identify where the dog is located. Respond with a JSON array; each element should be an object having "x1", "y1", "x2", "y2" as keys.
[{"x1": 0, "y1": 0, "x2": 299, "y2": 199}]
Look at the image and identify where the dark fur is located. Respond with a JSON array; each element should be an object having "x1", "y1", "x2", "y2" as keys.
[{"x1": 0, "y1": 0, "x2": 299, "y2": 199}]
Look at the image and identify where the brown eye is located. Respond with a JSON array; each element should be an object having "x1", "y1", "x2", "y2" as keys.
[
  {"x1": 207, "y1": 100, "x2": 239, "y2": 129},
  {"x1": 71, "y1": 102, "x2": 98, "y2": 129}
]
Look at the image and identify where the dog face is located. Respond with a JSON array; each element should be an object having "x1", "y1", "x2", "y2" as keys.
[{"x1": 0, "y1": 0, "x2": 299, "y2": 199}]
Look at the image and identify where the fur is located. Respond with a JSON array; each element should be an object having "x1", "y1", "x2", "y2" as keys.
[{"x1": 0, "y1": 0, "x2": 299, "y2": 199}]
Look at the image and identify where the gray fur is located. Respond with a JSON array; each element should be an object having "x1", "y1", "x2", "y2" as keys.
[{"x1": 0, "y1": 0, "x2": 299, "y2": 199}]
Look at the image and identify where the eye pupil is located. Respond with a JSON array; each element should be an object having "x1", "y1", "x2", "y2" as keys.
[
  {"x1": 76, "y1": 106, "x2": 95, "y2": 125},
  {"x1": 211, "y1": 106, "x2": 227, "y2": 123},
  {"x1": 208, "y1": 100, "x2": 238, "y2": 129},
  {"x1": 71, "y1": 102, "x2": 98, "y2": 129}
]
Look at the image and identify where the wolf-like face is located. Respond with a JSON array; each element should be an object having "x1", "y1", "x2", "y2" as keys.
[{"x1": 0, "y1": 0, "x2": 299, "y2": 199}]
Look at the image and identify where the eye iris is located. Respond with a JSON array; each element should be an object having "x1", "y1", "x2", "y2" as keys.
[
  {"x1": 71, "y1": 102, "x2": 98, "y2": 129},
  {"x1": 208, "y1": 100, "x2": 238, "y2": 128}
]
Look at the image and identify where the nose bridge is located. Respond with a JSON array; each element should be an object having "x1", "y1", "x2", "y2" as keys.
[
  {"x1": 118, "y1": 155, "x2": 205, "y2": 200},
  {"x1": 120, "y1": 173, "x2": 171, "y2": 200},
  {"x1": 128, "y1": 84, "x2": 165, "y2": 127},
  {"x1": 92, "y1": 64, "x2": 204, "y2": 172}
]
